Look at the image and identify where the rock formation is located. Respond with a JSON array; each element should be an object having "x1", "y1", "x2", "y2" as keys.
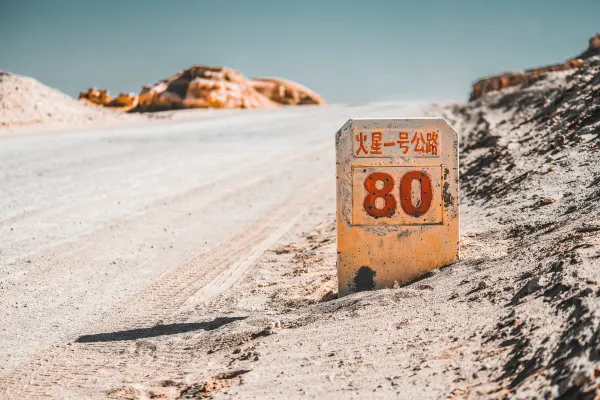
[
  {"x1": 79, "y1": 65, "x2": 326, "y2": 112},
  {"x1": 78, "y1": 67, "x2": 327, "y2": 112},
  {"x1": 576, "y1": 33, "x2": 600, "y2": 59},
  {"x1": 79, "y1": 88, "x2": 112, "y2": 106},
  {"x1": 135, "y1": 66, "x2": 279, "y2": 112},
  {"x1": 107, "y1": 93, "x2": 138, "y2": 111},
  {"x1": 250, "y1": 78, "x2": 326, "y2": 106},
  {"x1": 79, "y1": 88, "x2": 138, "y2": 112},
  {"x1": 469, "y1": 34, "x2": 600, "y2": 101}
]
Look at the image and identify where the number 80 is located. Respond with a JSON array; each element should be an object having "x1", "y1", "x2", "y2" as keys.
[{"x1": 363, "y1": 171, "x2": 433, "y2": 218}]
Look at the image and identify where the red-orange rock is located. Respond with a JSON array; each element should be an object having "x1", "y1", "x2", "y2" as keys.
[
  {"x1": 136, "y1": 66, "x2": 279, "y2": 111},
  {"x1": 470, "y1": 72, "x2": 528, "y2": 101},
  {"x1": 107, "y1": 93, "x2": 138, "y2": 111},
  {"x1": 577, "y1": 33, "x2": 600, "y2": 59},
  {"x1": 78, "y1": 88, "x2": 112, "y2": 106},
  {"x1": 469, "y1": 59, "x2": 585, "y2": 101},
  {"x1": 250, "y1": 78, "x2": 327, "y2": 106},
  {"x1": 78, "y1": 89, "x2": 137, "y2": 112},
  {"x1": 469, "y1": 35, "x2": 595, "y2": 101},
  {"x1": 526, "y1": 59, "x2": 584, "y2": 77},
  {"x1": 79, "y1": 66, "x2": 327, "y2": 112}
]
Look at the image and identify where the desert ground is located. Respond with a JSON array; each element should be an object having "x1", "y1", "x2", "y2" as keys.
[{"x1": 1, "y1": 54, "x2": 600, "y2": 399}]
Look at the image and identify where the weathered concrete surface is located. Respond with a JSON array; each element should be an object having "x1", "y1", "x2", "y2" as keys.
[{"x1": 336, "y1": 119, "x2": 458, "y2": 297}]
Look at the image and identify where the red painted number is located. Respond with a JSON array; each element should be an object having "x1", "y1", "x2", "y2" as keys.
[
  {"x1": 400, "y1": 171, "x2": 433, "y2": 217},
  {"x1": 363, "y1": 170, "x2": 433, "y2": 218},
  {"x1": 363, "y1": 172, "x2": 396, "y2": 218}
]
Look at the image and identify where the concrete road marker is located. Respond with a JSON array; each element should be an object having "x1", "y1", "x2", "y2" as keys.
[{"x1": 336, "y1": 118, "x2": 459, "y2": 297}]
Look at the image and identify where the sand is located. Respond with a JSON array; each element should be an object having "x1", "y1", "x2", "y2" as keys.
[
  {"x1": 0, "y1": 71, "x2": 151, "y2": 135},
  {"x1": 0, "y1": 56, "x2": 599, "y2": 399}
]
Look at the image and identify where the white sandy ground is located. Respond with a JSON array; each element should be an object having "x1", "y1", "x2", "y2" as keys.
[{"x1": 1, "y1": 58, "x2": 600, "y2": 399}]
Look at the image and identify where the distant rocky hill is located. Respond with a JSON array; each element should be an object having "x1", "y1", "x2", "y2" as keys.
[
  {"x1": 134, "y1": 66, "x2": 277, "y2": 112},
  {"x1": 249, "y1": 77, "x2": 327, "y2": 106},
  {"x1": 80, "y1": 66, "x2": 327, "y2": 112},
  {"x1": 470, "y1": 34, "x2": 600, "y2": 101}
]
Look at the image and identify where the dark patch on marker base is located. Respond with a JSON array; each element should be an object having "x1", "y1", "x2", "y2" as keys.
[
  {"x1": 351, "y1": 266, "x2": 376, "y2": 292},
  {"x1": 443, "y1": 182, "x2": 454, "y2": 207}
]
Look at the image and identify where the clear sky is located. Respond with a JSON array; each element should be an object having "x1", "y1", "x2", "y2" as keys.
[{"x1": 1, "y1": 0, "x2": 598, "y2": 103}]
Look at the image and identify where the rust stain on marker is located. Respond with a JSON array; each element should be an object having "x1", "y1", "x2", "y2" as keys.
[{"x1": 443, "y1": 182, "x2": 454, "y2": 207}]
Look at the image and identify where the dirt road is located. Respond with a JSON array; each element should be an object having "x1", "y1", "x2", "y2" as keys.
[
  {"x1": 0, "y1": 103, "x2": 430, "y2": 397},
  {"x1": 2, "y1": 60, "x2": 599, "y2": 398}
]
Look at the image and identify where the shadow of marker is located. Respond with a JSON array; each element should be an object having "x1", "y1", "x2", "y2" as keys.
[{"x1": 75, "y1": 316, "x2": 246, "y2": 343}]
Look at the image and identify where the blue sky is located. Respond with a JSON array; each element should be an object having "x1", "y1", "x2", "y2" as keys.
[{"x1": 1, "y1": 0, "x2": 598, "y2": 103}]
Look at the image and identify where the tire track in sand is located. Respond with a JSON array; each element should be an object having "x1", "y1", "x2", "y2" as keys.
[{"x1": 2, "y1": 177, "x2": 331, "y2": 399}]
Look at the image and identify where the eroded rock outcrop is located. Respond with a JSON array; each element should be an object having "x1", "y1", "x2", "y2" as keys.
[
  {"x1": 250, "y1": 78, "x2": 327, "y2": 106},
  {"x1": 469, "y1": 34, "x2": 600, "y2": 101},
  {"x1": 79, "y1": 88, "x2": 138, "y2": 111},
  {"x1": 576, "y1": 33, "x2": 600, "y2": 59},
  {"x1": 470, "y1": 73, "x2": 529, "y2": 102},
  {"x1": 470, "y1": 60, "x2": 584, "y2": 101},
  {"x1": 78, "y1": 66, "x2": 327, "y2": 112},
  {"x1": 136, "y1": 66, "x2": 279, "y2": 111},
  {"x1": 79, "y1": 88, "x2": 112, "y2": 106},
  {"x1": 107, "y1": 93, "x2": 138, "y2": 111}
]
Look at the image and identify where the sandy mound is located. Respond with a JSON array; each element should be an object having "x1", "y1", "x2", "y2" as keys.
[
  {"x1": 439, "y1": 54, "x2": 600, "y2": 397},
  {"x1": 135, "y1": 66, "x2": 280, "y2": 112},
  {"x1": 0, "y1": 71, "x2": 139, "y2": 133},
  {"x1": 250, "y1": 78, "x2": 327, "y2": 106}
]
